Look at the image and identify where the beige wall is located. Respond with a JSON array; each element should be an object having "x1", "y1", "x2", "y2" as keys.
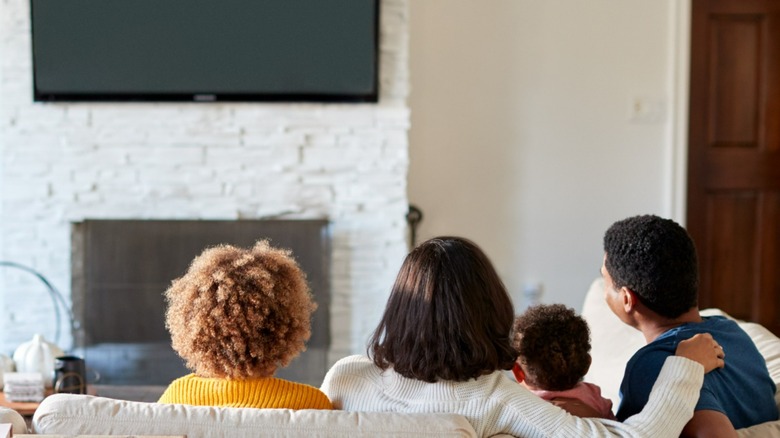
[{"x1": 408, "y1": 0, "x2": 690, "y2": 310}]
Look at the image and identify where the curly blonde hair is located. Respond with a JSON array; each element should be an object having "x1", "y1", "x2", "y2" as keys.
[{"x1": 164, "y1": 240, "x2": 316, "y2": 379}]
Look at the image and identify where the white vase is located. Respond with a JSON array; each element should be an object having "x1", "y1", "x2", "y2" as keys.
[{"x1": 12, "y1": 334, "x2": 64, "y2": 388}]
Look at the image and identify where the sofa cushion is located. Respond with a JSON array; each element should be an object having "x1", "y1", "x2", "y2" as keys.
[
  {"x1": 33, "y1": 394, "x2": 478, "y2": 438},
  {"x1": 581, "y1": 278, "x2": 645, "y2": 406}
]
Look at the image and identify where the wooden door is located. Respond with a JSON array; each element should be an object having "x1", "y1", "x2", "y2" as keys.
[{"x1": 688, "y1": 0, "x2": 780, "y2": 336}]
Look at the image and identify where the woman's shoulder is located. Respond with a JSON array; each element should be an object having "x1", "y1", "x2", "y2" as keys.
[
  {"x1": 321, "y1": 355, "x2": 388, "y2": 388},
  {"x1": 333, "y1": 354, "x2": 372, "y2": 365},
  {"x1": 326, "y1": 355, "x2": 376, "y2": 377},
  {"x1": 321, "y1": 355, "x2": 384, "y2": 409}
]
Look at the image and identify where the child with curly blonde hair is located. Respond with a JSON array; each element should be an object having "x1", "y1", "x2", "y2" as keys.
[
  {"x1": 512, "y1": 304, "x2": 615, "y2": 419},
  {"x1": 158, "y1": 240, "x2": 332, "y2": 409}
]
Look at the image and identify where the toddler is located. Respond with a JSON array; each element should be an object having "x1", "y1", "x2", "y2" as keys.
[{"x1": 512, "y1": 304, "x2": 615, "y2": 419}]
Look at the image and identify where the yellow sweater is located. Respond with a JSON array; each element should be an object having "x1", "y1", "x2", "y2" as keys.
[{"x1": 158, "y1": 374, "x2": 333, "y2": 410}]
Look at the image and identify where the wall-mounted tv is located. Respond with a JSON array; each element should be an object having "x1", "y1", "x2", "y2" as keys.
[{"x1": 30, "y1": 0, "x2": 379, "y2": 103}]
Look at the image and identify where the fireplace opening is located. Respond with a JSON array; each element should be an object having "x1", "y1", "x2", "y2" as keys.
[{"x1": 71, "y1": 219, "x2": 331, "y2": 389}]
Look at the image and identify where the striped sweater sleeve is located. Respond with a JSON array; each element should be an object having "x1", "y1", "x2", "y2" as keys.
[{"x1": 552, "y1": 356, "x2": 703, "y2": 437}]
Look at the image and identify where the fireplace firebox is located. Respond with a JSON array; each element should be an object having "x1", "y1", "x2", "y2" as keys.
[{"x1": 70, "y1": 219, "x2": 330, "y2": 387}]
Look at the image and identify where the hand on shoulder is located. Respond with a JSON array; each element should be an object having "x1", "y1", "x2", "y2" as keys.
[{"x1": 676, "y1": 333, "x2": 725, "y2": 373}]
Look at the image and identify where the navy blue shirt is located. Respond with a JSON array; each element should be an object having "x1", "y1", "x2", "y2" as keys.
[{"x1": 616, "y1": 316, "x2": 778, "y2": 428}]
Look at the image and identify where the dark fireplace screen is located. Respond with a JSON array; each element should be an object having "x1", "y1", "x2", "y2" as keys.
[{"x1": 71, "y1": 219, "x2": 330, "y2": 387}]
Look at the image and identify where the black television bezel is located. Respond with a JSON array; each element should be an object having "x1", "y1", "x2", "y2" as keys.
[{"x1": 29, "y1": 0, "x2": 380, "y2": 104}]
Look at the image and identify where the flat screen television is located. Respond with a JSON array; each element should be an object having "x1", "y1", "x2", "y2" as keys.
[{"x1": 29, "y1": 0, "x2": 379, "y2": 103}]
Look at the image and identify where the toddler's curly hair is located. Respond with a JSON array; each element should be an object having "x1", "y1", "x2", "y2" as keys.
[
  {"x1": 512, "y1": 304, "x2": 591, "y2": 391},
  {"x1": 164, "y1": 240, "x2": 316, "y2": 379}
]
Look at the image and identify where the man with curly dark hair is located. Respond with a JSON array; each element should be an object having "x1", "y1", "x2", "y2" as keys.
[
  {"x1": 511, "y1": 304, "x2": 615, "y2": 419},
  {"x1": 157, "y1": 240, "x2": 332, "y2": 409},
  {"x1": 603, "y1": 214, "x2": 777, "y2": 436}
]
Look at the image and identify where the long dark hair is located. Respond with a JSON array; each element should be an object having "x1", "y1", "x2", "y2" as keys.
[{"x1": 368, "y1": 236, "x2": 517, "y2": 382}]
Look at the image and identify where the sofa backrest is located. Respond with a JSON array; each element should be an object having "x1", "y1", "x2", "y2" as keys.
[
  {"x1": 581, "y1": 278, "x2": 645, "y2": 406},
  {"x1": 33, "y1": 394, "x2": 478, "y2": 438}
]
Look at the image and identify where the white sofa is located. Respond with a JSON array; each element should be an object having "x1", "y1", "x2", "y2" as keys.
[{"x1": 0, "y1": 278, "x2": 777, "y2": 437}]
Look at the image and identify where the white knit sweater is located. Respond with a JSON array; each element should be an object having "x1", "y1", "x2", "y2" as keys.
[{"x1": 321, "y1": 355, "x2": 703, "y2": 438}]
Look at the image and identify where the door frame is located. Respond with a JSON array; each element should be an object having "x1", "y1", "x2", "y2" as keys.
[{"x1": 670, "y1": 0, "x2": 692, "y2": 225}]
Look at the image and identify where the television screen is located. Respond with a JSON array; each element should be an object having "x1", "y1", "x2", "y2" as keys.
[{"x1": 30, "y1": 0, "x2": 379, "y2": 102}]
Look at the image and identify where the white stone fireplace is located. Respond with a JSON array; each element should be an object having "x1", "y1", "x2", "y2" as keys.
[{"x1": 0, "y1": 0, "x2": 411, "y2": 378}]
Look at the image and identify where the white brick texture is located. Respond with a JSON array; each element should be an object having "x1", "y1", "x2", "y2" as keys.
[{"x1": 0, "y1": 0, "x2": 410, "y2": 366}]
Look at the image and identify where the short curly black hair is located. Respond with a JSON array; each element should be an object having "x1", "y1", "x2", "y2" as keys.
[
  {"x1": 603, "y1": 214, "x2": 698, "y2": 319},
  {"x1": 511, "y1": 304, "x2": 591, "y2": 391}
]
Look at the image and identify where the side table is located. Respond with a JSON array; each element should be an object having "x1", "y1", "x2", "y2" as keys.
[{"x1": 0, "y1": 391, "x2": 43, "y2": 417}]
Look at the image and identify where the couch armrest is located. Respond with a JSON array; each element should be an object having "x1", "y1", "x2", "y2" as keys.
[{"x1": 0, "y1": 407, "x2": 27, "y2": 434}]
